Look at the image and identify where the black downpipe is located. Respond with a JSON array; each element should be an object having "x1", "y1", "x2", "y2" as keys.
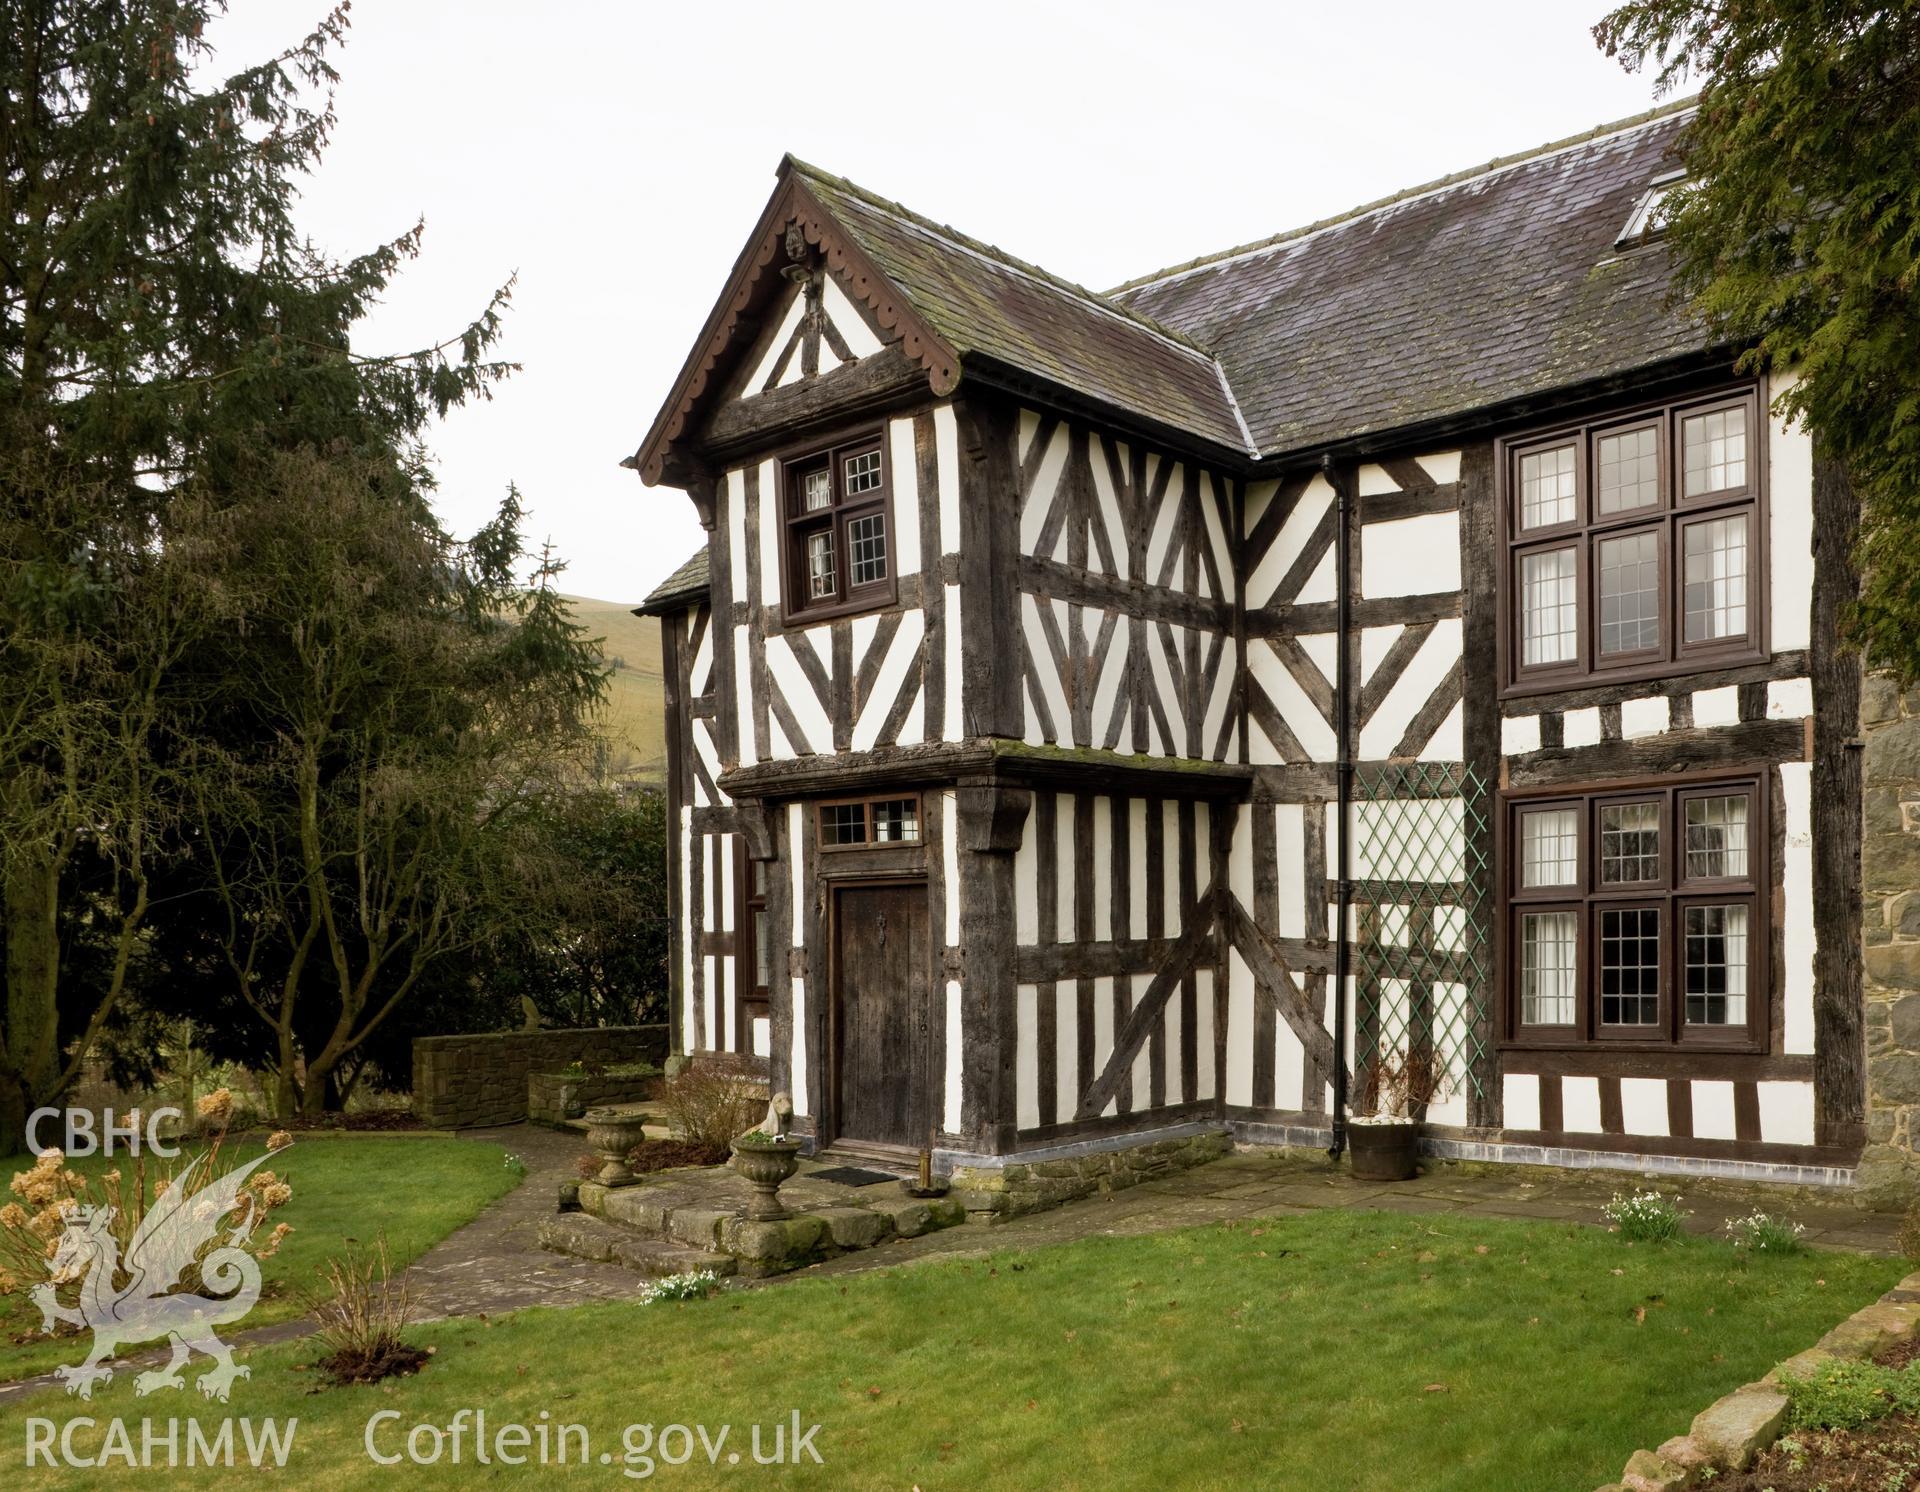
[{"x1": 1326, "y1": 454, "x2": 1352, "y2": 1164}]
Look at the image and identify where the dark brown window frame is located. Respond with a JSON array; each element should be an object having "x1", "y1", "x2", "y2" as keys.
[
  {"x1": 735, "y1": 849, "x2": 770, "y2": 1054},
  {"x1": 1498, "y1": 384, "x2": 1767, "y2": 698},
  {"x1": 816, "y1": 792, "x2": 923, "y2": 852},
  {"x1": 779, "y1": 429, "x2": 895, "y2": 625},
  {"x1": 1500, "y1": 772, "x2": 1770, "y2": 1055}
]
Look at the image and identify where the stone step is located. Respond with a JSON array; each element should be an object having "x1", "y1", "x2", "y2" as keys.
[{"x1": 536, "y1": 1213, "x2": 736, "y2": 1279}]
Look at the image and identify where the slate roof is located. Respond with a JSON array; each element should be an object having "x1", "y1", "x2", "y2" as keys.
[
  {"x1": 637, "y1": 548, "x2": 709, "y2": 616},
  {"x1": 1111, "y1": 103, "x2": 1705, "y2": 457},
  {"x1": 786, "y1": 160, "x2": 1254, "y2": 456}
]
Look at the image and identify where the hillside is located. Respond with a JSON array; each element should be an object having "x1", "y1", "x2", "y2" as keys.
[{"x1": 564, "y1": 593, "x2": 667, "y2": 784}]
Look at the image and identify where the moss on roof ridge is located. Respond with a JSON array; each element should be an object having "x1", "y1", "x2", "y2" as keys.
[
  {"x1": 1107, "y1": 96, "x2": 1699, "y2": 297},
  {"x1": 781, "y1": 155, "x2": 1222, "y2": 361}
]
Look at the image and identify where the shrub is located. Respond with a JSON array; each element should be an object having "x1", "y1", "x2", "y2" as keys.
[
  {"x1": 1725, "y1": 1210, "x2": 1806, "y2": 1255},
  {"x1": 300, "y1": 1237, "x2": 427, "y2": 1386},
  {"x1": 638, "y1": 1269, "x2": 721, "y2": 1304},
  {"x1": 654, "y1": 1057, "x2": 763, "y2": 1162},
  {"x1": 0, "y1": 1098, "x2": 294, "y2": 1310},
  {"x1": 1601, "y1": 1189, "x2": 1686, "y2": 1243},
  {"x1": 1782, "y1": 1357, "x2": 1920, "y2": 1431}
]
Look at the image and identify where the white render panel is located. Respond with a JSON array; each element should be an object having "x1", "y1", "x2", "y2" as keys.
[
  {"x1": 791, "y1": 977, "x2": 809, "y2": 1117},
  {"x1": 679, "y1": 805, "x2": 696, "y2": 1053},
  {"x1": 766, "y1": 634, "x2": 832, "y2": 755},
  {"x1": 1276, "y1": 978, "x2": 1306, "y2": 1110},
  {"x1": 1020, "y1": 421, "x2": 1069, "y2": 559},
  {"x1": 1563, "y1": 707, "x2": 1603, "y2": 748},
  {"x1": 726, "y1": 465, "x2": 748, "y2": 601},
  {"x1": 942, "y1": 979, "x2": 962, "y2": 1134},
  {"x1": 1358, "y1": 619, "x2": 1463, "y2": 759},
  {"x1": 1144, "y1": 461, "x2": 1184, "y2": 580},
  {"x1": 1769, "y1": 371, "x2": 1815, "y2": 653},
  {"x1": 1225, "y1": 948, "x2": 1254, "y2": 1107},
  {"x1": 733, "y1": 626, "x2": 757, "y2": 769},
  {"x1": 820, "y1": 275, "x2": 884, "y2": 359},
  {"x1": 1192, "y1": 970, "x2": 1216, "y2": 1102},
  {"x1": 1361, "y1": 512, "x2": 1461, "y2": 598},
  {"x1": 851, "y1": 610, "x2": 925, "y2": 752},
  {"x1": 1249, "y1": 640, "x2": 1337, "y2": 762},
  {"x1": 1620, "y1": 1077, "x2": 1669, "y2": 1137},
  {"x1": 943, "y1": 583, "x2": 964, "y2": 741},
  {"x1": 1127, "y1": 800, "x2": 1150, "y2": 938},
  {"x1": 1416, "y1": 451, "x2": 1462, "y2": 486},
  {"x1": 1503, "y1": 1072, "x2": 1542, "y2": 1131},
  {"x1": 1360, "y1": 625, "x2": 1404, "y2": 685},
  {"x1": 1054, "y1": 980, "x2": 1077, "y2": 1122},
  {"x1": 1200, "y1": 472, "x2": 1236, "y2": 602},
  {"x1": 1758, "y1": 1081, "x2": 1816, "y2": 1145},
  {"x1": 935, "y1": 402, "x2": 962, "y2": 556},
  {"x1": 788, "y1": 803, "x2": 806, "y2": 949},
  {"x1": 1016, "y1": 984, "x2": 1040, "y2": 1130},
  {"x1": 1248, "y1": 476, "x2": 1333, "y2": 606},
  {"x1": 1055, "y1": 794, "x2": 1075, "y2": 944},
  {"x1": 1202, "y1": 638, "x2": 1239, "y2": 758},
  {"x1": 1502, "y1": 714, "x2": 1542, "y2": 754},
  {"x1": 1161, "y1": 974, "x2": 1184, "y2": 1106},
  {"x1": 1297, "y1": 631, "x2": 1338, "y2": 687},
  {"x1": 888, "y1": 417, "x2": 921, "y2": 581},
  {"x1": 1087, "y1": 436, "x2": 1131, "y2": 582},
  {"x1": 1275, "y1": 804, "x2": 1307, "y2": 938},
  {"x1": 1691, "y1": 1080, "x2": 1738, "y2": 1141},
  {"x1": 1419, "y1": 700, "x2": 1465, "y2": 762},
  {"x1": 1693, "y1": 686, "x2": 1740, "y2": 727},
  {"x1": 1356, "y1": 463, "x2": 1399, "y2": 497},
  {"x1": 1781, "y1": 762, "x2": 1817, "y2": 1055},
  {"x1": 743, "y1": 285, "x2": 807, "y2": 392},
  {"x1": 1014, "y1": 808, "x2": 1039, "y2": 945},
  {"x1": 757, "y1": 459, "x2": 781, "y2": 607},
  {"x1": 942, "y1": 790, "x2": 961, "y2": 948},
  {"x1": 1768, "y1": 677, "x2": 1814, "y2": 719},
  {"x1": 1561, "y1": 1075, "x2": 1603, "y2": 1134},
  {"x1": 1093, "y1": 976, "x2": 1117, "y2": 1118},
  {"x1": 1620, "y1": 695, "x2": 1669, "y2": 739},
  {"x1": 1092, "y1": 797, "x2": 1114, "y2": 941},
  {"x1": 1162, "y1": 801, "x2": 1182, "y2": 935},
  {"x1": 1130, "y1": 975, "x2": 1154, "y2": 1109}
]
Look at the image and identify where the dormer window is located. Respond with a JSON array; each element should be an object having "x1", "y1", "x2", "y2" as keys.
[
  {"x1": 1617, "y1": 171, "x2": 1686, "y2": 247},
  {"x1": 782, "y1": 431, "x2": 893, "y2": 622}
]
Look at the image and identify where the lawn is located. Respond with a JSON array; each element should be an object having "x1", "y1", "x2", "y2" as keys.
[
  {"x1": 0, "y1": 1136, "x2": 520, "y2": 1383},
  {"x1": 0, "y1": 1208, "x2": 1900, "y2": 1490}
]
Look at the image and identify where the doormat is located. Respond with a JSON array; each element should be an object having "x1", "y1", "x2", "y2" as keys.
[{"x1": 809, "y1": 1166, "x2": 899, "y2": 1187}]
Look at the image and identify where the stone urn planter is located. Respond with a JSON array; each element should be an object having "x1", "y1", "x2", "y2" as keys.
[
  {"x1": 1347, "y1": 1119, "x2": 1420, "y2": 1182},
  {"x1": 585, "y1": 1107, "x2": 652, "y2": 1187},
  {"x1": 729, "y1": 1135, "x2": 804, "y2": 1221}
]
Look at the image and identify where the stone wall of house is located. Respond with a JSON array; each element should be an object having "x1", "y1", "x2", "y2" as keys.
[
  {"x1": 1859, "y1": 675, "x2": 1920, "y2": 1204},
  {"x1": 948, "y1": 1131, "x2": 1232, "y2": 1220},
  {"x1": 412, "y1": 1026, "x2": 669, "y2": 1129}
]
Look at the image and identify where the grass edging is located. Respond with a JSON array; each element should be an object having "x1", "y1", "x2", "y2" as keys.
[{"x1": 1597, "y1": 1269, "x2": 1920, "y2": 1489}]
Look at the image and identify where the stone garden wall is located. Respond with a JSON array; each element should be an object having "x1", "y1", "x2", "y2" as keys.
[
  {"x1": 526, "y1": 1067, "x2": 660, "y2": 1128},
  {"x1": 412, "y1": 1025, "x2": 668, "y2": 1128},
  {"x1": 1860, "y1": 675, "x2": 1920, "y2": 1203}
]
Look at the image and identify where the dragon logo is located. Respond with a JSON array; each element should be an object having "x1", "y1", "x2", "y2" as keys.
[{"x1": 30, "y1": 1146, "x2": 280, "y2": 1401}]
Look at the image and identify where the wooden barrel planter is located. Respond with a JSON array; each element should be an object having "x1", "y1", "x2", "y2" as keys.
[{"x1": 1347, "y1": 1121, "x2": 1420, "y2": 1182}]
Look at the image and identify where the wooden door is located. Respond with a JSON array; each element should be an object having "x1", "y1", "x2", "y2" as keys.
[{"x1": 832, "y1": 881, "x2": 928, "y2": 1148}]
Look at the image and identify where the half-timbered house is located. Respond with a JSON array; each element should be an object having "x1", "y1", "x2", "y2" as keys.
[{"x1": 628, "y1": 101, "x2": 1884, "y2": 1194}]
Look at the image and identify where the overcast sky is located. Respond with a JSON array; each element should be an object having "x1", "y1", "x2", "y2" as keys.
[{"x1": 208, "y1": 1, "x2": 1670, "y2": 605}]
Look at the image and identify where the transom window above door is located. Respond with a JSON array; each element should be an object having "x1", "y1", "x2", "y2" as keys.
[
  {"x1": 781, "y1": 431, "x2": 894, "y2": 623},
  {"x1": 1502, "y1": 386, "x2": 1764, "y2": 694},
  {"x1": 1505, "y1": 775, "x2": 1767, "y2": 1052}
]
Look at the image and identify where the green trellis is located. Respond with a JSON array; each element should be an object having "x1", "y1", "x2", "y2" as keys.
[{"x1": 1348, "y1": 761, "x2": 1493, "y2": 1100}]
